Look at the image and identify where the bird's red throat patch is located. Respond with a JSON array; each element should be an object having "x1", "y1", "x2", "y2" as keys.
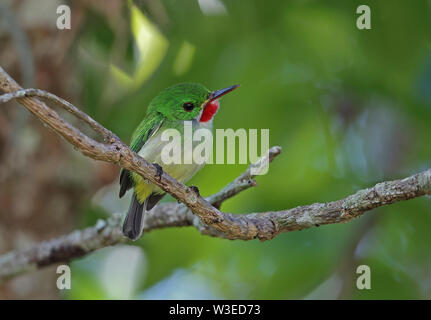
[{"x1": 200, "y1": 100, "x2": 219, "y2": 122}]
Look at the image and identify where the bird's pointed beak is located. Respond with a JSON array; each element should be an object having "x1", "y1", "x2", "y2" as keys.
[{"x1": 208, "y1": 84, "x2": 240, "y2": 102}]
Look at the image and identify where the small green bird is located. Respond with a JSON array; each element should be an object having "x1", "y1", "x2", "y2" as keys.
[{"x1": 119, "y1": 83, "x2": 239, "y2": 240}]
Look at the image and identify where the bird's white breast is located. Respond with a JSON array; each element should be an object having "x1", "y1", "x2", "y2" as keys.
[{"x1": 138, "y1": 120, "x2": 212, "y2": 189}]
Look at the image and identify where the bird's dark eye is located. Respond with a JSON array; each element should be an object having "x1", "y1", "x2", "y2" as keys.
[{"x1": 183, "y1": 102, "x2": 195, "y2": 112}]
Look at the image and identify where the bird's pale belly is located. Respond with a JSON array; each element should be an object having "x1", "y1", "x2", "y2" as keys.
[{"x1": 132, "y1": 122, "x2": 210, "y2": 203}]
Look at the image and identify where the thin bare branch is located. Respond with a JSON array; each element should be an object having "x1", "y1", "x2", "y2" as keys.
[
  {"x1": 0, "y1": 66, "x2": 430, "y2": 281},
  {"x1": 0, "y1": 149, "x2": 281, "y2": 280},
  {"x1": 0, "y1": 167, "x2": 430, "y2": 281},
  {"x1": 0, "y1": 66, "x2": 279, "y2": 240},
  {"x1": 0, "y1": 88, "x2": 116, "y2": 141}
]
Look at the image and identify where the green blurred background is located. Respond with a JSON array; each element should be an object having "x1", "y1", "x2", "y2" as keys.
[{"x1": 0, "y1": 0, "x2": 430, "y2": 299}]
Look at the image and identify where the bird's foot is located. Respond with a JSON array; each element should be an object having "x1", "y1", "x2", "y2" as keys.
[
  {"x1": 177, "y1": 186, "x2": 200, "y2": 204},
  {"x1": 189, "y1": 185, "x2": 200, "y2": 197},
  {"x1": 152, "y1": 163, "x2": 163, "y2": 181}
]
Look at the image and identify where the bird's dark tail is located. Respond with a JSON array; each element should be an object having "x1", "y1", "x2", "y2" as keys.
[{"x1": 122, "y1": 194, "x2": 145, "y2": 241}]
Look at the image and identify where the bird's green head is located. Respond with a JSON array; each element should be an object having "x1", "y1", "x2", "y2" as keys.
[{"x1": 148, "y1": 83, "x2": 239, "y2": 122}]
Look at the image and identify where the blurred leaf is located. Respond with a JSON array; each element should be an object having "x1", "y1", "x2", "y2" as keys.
[
  {"x1": 111, "y1": 2, "x2": 168, "y2": 90},
  {"x1": 173, "y1": 41, "x2": 196, "y2": 76}
]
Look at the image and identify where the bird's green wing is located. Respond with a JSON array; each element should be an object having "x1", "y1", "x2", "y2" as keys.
[{"x1": 119, "y1": 112, "x2": 164, "y2": 198}]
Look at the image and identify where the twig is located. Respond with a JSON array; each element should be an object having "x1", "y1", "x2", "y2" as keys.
[
  {"x1": 0, "y1": 149, "x2": 279, "y2": 281},
  {"x1": 0, "y1": 88, "x2": 116, "y2": 142},
  {"x1": 0, "y1": 166, "x2": 430, "y2": 281}
]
